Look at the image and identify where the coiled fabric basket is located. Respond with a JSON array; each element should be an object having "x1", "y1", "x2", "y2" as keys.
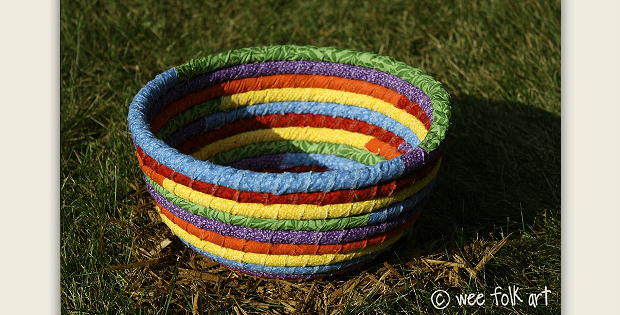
[{"x1": 128, "y1": 45, "x2": 450, "y2": 279}]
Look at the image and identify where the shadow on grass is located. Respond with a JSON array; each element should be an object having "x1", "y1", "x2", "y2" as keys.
[{"x1": 366, "y1": 94, "x2": 561, "y2": 268}]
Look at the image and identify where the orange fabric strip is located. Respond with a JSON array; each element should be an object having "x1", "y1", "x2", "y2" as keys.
[
  {"x1": 150, "y1": 73, "x2": 430, "y2": 133},
  {"x1": 156, "y1": 201, "x2": 421, "y2": 256}
]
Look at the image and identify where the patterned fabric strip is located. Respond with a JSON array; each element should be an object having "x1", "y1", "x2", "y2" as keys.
[
  {"x1": 175, "y1": 112, "x2": 405, "y2": 161},
  {"x1": 165, "y1": 107, "x2": 415, "y2": 158},
  {"x1": 151, "y1": 73, "x2": 430, "y2": 138},
  {"x1": 180, "y1": 238, "x2": 391, "y2": 278},
  {"x1": 190, "y1": 126, "x2": 397, "y2": 162},
  {"x1": 221, "y1": 88, "x2": 426, "y2": 141},
  {"x1": 136, "y1": 145, "x2": 442, "y2": 206},
  {"x1": 172, "y1": 46, "x2": 450, "y2": 152},
  {"x1": 145, "y1": 176, "x2": 434, "y2": 233},
  {"x1": 158, "y1": 201, "x2": 420, "y2": 255},
  {"x1": 210, "y1": 139, "x2": 385, "y2": 167},
  {"x1": 254, "y1": 165, "x2": 330, "y2": 173},
  {"x1": 164, "y1": 59, "x2": 434, "y2": 124},
  {"x1": 142, "y1": 157, "x2": 440, "y2": 220},
  {"x1": 158, "y1": 209, "x2": 402, "y2": 267},
  {"x1": 227, "y1": 153, "x2": 367, "y2": 172},
  {"x1": 160, "y1": 104, "x2": 423, "y2": 156},
  {"x1": 147, "y1": 176, "x2": 428, "y2": 244}
]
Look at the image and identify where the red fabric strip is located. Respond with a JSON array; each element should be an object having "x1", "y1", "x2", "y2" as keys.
[
  {"x1": 157, "y1": 201, "x2": 422, "y2": 256},
  {"x1": 150, "y1": 74, "x2": 431, "y2": 133},
  {"x1": 136, "y1": 145, "x2": 442, "y2": 206},
  {"x1": 175, "y1": 113, "x2": 406, "y2": 156}
]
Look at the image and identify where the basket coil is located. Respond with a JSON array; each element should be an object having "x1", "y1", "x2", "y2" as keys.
[{"x1": 127, "y1": 45, "x2": 450, "y2": 279}]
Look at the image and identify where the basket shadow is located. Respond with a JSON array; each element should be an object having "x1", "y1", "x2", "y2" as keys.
[{"x1": 391, "y1": 95, "x2": 561, "y2": 257}]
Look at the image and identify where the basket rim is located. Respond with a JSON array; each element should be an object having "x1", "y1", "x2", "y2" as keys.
[{"x1": 128, "y1": 45, "x2": 450, "y2": 195}]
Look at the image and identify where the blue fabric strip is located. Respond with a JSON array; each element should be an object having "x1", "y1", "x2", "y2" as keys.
[
  {"x1": 163, "y1": 101, "x2": 422, "y2": 148},
  {"x1": 180, "y1": 238, "x2": 390, "y2": 275},
  {"x1": 128, "y1": 67, "x2": 416, "y2": 194},
  {"x1": 150, "y1": 60, "x2": 433, "y2": 123},
  {"x1": 367, "y1": 178, "x2": 435, "y2": 224}
]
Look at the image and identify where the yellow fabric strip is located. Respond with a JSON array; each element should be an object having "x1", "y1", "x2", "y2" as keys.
[
  {"x1": 220, "y1": 87, "x2": 428, "y2": 140},
  {"x1": 191, "y1": 126, "x2": 375, "y2": 161},
  {"x1": 158, "y1": 209, "x2": 402, "y2": 267},
  {"x1": 156, "y1": 158, "x2": 441, "y2": 220}
]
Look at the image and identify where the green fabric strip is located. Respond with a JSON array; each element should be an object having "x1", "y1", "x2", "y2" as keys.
[
  {"x1": 146, "y1": 176, "x2": 370, "y2": 231},
  {"x1": 209, "y1": 140, "x2": 386, "y2": 166},
  {"x1": 155, "y1": 98, "x2": 221, "y2": 140},
  {"x1": 175, "y1": 45, "x2": 450, "y2": 152}
]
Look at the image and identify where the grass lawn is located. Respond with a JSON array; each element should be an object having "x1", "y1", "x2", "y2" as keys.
[{"x1": 61, "y1": 0, "x2": 560, "y2": 313}]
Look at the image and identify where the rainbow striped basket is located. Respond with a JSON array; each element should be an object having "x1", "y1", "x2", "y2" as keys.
[{"x1": 127, "y1": 45, "x2": 450, "y2": 279}]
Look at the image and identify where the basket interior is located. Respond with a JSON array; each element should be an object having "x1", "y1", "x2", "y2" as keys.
[
  {"x1": 127, "y1": 46, "x2": 450, "y2": 279},
  {"x1": 146, "y1": 65, "x2": 432, "y2": 176}
]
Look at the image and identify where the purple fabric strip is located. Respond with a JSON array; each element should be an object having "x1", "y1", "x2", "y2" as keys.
[
  {"x1": 228, "y1": 153, "x2": 286, "y2": 170},
  {"x1": 226, "y1": 251, "x2": 382, "y2": 279},
  {"x1": 398, "y1": 142, "x2": 414, "y2": 152},
  {"x1": 131, "y1": 136, "x2": 138, "y2": 150},
  {"x1": 148, "y1": 60, "x2": 433, "y2": 123},
  {"x1": 401, "y1": 147, "x2": 429, "y2": 170},
  {"x1": 164, "y1": 118, "x2": 207, "y2": 148},
  {"x1": 399, "y1": 143, "x2": 445, "y2": 174},
  {"x1": 146, "y1": 177, "x2": 427, "y2": 245}
]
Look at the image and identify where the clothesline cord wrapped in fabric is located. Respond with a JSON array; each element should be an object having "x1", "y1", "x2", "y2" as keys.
[{"x1": 127, "y1": 45, "x2": 450, "y2": 279}]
